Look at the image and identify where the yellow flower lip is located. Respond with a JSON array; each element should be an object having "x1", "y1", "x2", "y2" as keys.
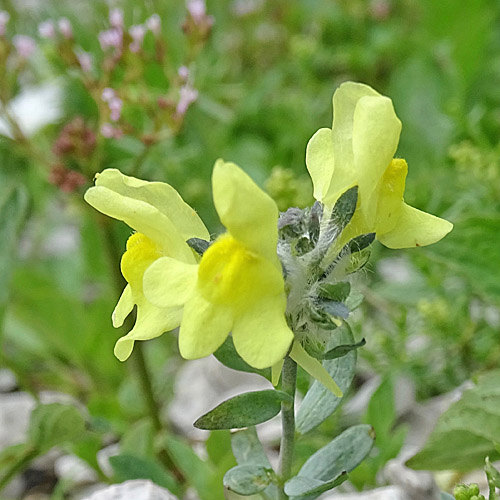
[{"x1": 197, "y1": 234, "x2": 283, "y2": 310}]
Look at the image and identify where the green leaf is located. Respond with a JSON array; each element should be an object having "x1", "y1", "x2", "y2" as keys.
[
  {"x1": 224, "y1": 464, "x2": 274, "y2": 495},
  {"x1": 231, "y1": 427, "x2": 271, "y2": 467},
  {"x1": 297, "y1": 425, "x2": 375, "y2": 484},
  {"x1": 120, "y1": 419, "x2": 155, "y2": 459},
  {"x1": 408, "y1": 370, "x2": 500, "y2": 471},
  {"x1": 321, "y1": 339, "x2": 366, "y2": 360},
  {"x1": 317, "y1": 282, "x2": 351, "y2": 302},
  {"x1": 296, "y1": 324, "x2": 357, "y2": 433},
  {"x1": 110, "y1": 454, "x2": 180, "y2": 495},
  {"x1": 284, "y1": 471, "x2": 348, "y2": 498},
  {"x1": 365, "y1": 376, "x2": 395, "y2": 443},
  {"x1": 231, "y1": 428, "x2": 280, "y2": 500},
  {"x1": 485, "y1": 457, "x2": 500, "y2": 488},
  {"x1": 213, "y1": 337, "x2": 271, "y2": 380},
  {"x1": 28, "y1": 404, "x2": 86, "y2": 453},
  {"x1": 194, "y1": 391, "x2": 291, "y2": 430},
  {"x1": 164, "y1": 435, "x2": 219, "y2": 500}
]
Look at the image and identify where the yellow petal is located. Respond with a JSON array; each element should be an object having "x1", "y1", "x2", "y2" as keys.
[
  {"x1": 289, "y1": 342, "x2": 343, "y2": 397},
  {"x1": 112, "y1": 284, "x2": 134, "y2": 328},
  {"x1": 378, "y1": 203, "x2": 453, "y2": 249},
  {"x1": 212, "y1": 159, "x2": 279, "y2": 260},
  {"x1": 143, "y1": 256, "x2": 198, "y2": 308},
  {"x1": 85, "y1": 186, "x2": 194, "y2": 262},
  {"x1": 94, "y1": 169, "x2": 209, "y2": 241},
  {"x1": 178, "y1": 289, "x2": 233, "y2": 360},
  {"x1": 322, "y1": 82, "x2": 380, "y2": 206},
  {"x1": 375, "y1": 158, "x2": 408, "y2": 235},
  {"x1": 351, "y1": 95, "x2": 401, "y2": 226},
  {"x1": 305, "y1": 128, "x2": 335, "y2": 202},
  {"x1": 114, "y1": 300, "x2": 182, "y2": 361},
  {"x1": 232, "y1": 295, "x2": 294, "y2": 370}
]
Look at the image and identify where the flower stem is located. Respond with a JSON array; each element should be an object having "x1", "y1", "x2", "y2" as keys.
[
  {"x1": 278, "y1": 355, "x2": 297, "y2": 499},
  {"x1": 0, "y1": 447, "x2": 38, "y2": 491}
]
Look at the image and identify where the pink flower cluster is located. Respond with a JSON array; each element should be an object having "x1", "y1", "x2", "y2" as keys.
[{"x1": 38, "y1": 18, "x2": 73, "y2": 40}]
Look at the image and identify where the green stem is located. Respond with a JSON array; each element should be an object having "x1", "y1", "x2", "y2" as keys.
[
  {"x1": 278, "y1": 356, "x2": 297, "y2": 499},
  {"x1": 95, "y1": 215, "x2": 184, "y2": 482},
  {"x1": 0, "y1": 447, "x2": 38, "y2": 491}
]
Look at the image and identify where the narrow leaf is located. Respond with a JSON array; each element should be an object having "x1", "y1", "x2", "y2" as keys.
[
  {"x1": 284, "y1": 471, "x2": 348, "y2": 497},
  {"x1": 213, "y1": 337, "x2": 271, "y2": 380},
  {"x1": 231, "y1": 427, "x2": 271, "y2": 467},
  {"x1": 321, "y1": 338, "x2": 366, "y2": 360},
  {"x1": 296, "y1": 324, "x2": 357, "y2": 433},
  {"x1": 224, "y1": 464, "x2": 273, "y2": 495},
  {"x1": 407, "y1": 370, "x2": 500, "y2": 470},
  {"x1": 194, "y1": 390, "x2": 292, "y2": 430},
  {"x1": 28, "y1": 404, "x2": 86, "y2": 453},
  {"x1": 298, "y1": 425, "x2": 375, "y2": 482},
  {"x1": 110, "y1": 454, "x2": 179, "y2": 495}
]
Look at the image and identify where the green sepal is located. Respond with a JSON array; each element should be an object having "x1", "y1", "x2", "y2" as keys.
[
  {"x1": 330, "y1": 186, "x2": 358, "y2": 231},
  {"x1": 194, "y1": 390, "x2": 292, "y2": 430},
  {"x1": 317, "y1": 281, "x2": 351, "y2": 302},
  {"x1": 320, "y1": 338, "x2": 366, "y2": 360},
  {"x1": 223, "y1": 464, "x2": 274, "y2": 495},
  {"x1": 187, "y1": 237, "x2": 211, "y2": 255},
  {"x1": 344, "y1": 233, "x2": 375, "y2": 253},
  {"x1": 284, "y1": 471, "x2": 348, "y2": 498},
  {"x1": 316, "y1": 299, "x2": 350, "y2": 319},
  {"x1": 345, "y1": 248, "x2": 371, "y2": 274}
]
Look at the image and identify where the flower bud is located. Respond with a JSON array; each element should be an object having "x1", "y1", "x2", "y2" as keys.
[
  {"x1": 129, "y1": 24, "x2": 146, "y2": 53},
  {"x1": 77, "y1": 51, "x2": 92, "y2": 72},
  {"x1": 146, "y1": 14, "x2": 161, "y2": 35},
  {"x1": 38, "y1": 20, "x2": 56, "y2": 39},
  {"x1": 109, "y1": 8, "x2": 124, "y2": 29},
  {"x1": 0, "y1": 11, "x2": 10, "y2": 37},
  {"x1": 176, "y1": 85, "x2": 198, "y2": 116},
  {"x1": 13, "y1": 35, "x2": 36, "y2": 59},
  {"x1": 58, "y1": 18, "x2": 73, "y2": 39}
]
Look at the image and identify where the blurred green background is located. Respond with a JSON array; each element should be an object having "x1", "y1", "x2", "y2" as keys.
[{"x1": 1, "y1": 0, "x2": 500, "y2": 497}]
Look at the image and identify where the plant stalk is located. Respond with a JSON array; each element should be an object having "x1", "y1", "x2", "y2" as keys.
[
  {"x1": 0, "y1": 447, "x2": 38, "y2": 491},
  {"x1": 278, "y1": 355, "x2": 297, "y2": 499}
]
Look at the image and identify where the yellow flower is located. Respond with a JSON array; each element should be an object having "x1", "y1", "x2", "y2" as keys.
[
  {"x1": 142, "y1": 159, "x2": 295, "y2": 369},
  {"x1": 84, "y1": 169, "x2": 209, "y2": 361},
  {"x1": 306, "y1": 82, "x2": 453, "y2": 249}
]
